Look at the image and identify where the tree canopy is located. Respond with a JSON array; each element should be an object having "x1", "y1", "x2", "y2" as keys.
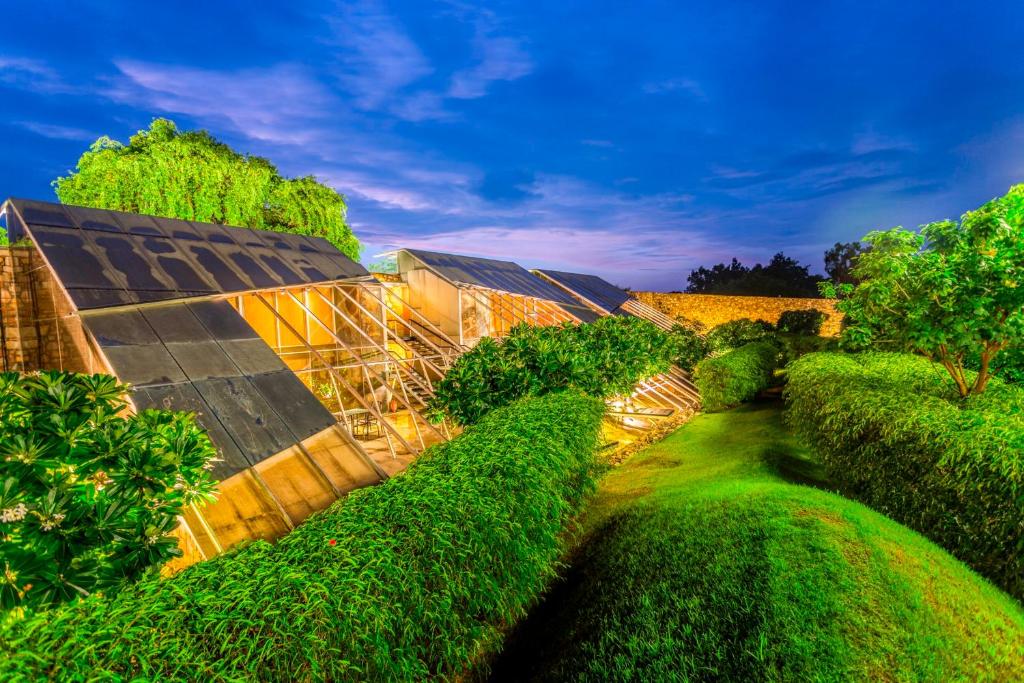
[
  {"x1": 825, "y1": 184, "x2": 1024, "y2": 396},
  {"x1": 686, "y1": 252, "x2": 823, "y2": 297},
  {"x1": 53, "y1": 119, "x2": 360, "y2": 259},
  {"x1": 824, "y1": 241, "x2": 870, "y2": 285}
]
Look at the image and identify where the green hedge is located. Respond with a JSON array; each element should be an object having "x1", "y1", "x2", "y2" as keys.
[
  {"x1": 0, "y1": 391, "x2": 606, "y2": 681},
  {"x1": 429, "y1": 316, "x2": 678, "y2": 426},
  {"x1": 694, "y1": 342, "x2": 779, "y2": 412},
  {"x1": 785, "y1": 352, "x2": 1024, "y2": 599}
]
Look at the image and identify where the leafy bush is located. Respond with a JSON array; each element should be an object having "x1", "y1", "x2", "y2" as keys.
[
  {"x1": 705, "y1": 318, "x2": 775, "y2": 354},
  {"x1": 778, "y1": 333, "x2": 839, "y2": 366},
  {"x1": 823, "y1": 185, "x2": 1024, "y2": 397},
  {"x1": 0, "y1": 372, "x2": 217, "y2": 610},
  {"x1": 694, "y1": 342, "x2": 779, "y2": 412},
  {"x1": 429, "y1": 316, "x2": 679, "y2": 426},
  {"x1": 668, "y1": 323, "x2": 710, "y2": 372},
  {"x1": 785, "y1": 352, "x2": 1024, "y2": 599},
  {"x1": 776, "y1": 309, "x2": 827, "y2": 335},
  {"x1": 0, "y1": 391, "x2": 606, "y2": 681}
]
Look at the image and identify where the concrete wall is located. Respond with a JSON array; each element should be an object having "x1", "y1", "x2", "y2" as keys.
[{"x1": 633, "y1": 291, "x2": 843, "y2": 336}]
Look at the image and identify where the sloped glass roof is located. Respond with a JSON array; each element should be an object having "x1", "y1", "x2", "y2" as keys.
[
  {"x1": 84, "y1": 299, "x2": 334, "y2": 479},
  {"x1": 533, "y1": 269, "x2": 633, "y2": 314},
  {"x1": 7, "y1": 198, "x2": 369, "y2": 310}
]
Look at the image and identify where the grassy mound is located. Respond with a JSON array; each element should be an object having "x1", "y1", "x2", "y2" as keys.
[{"x1": 490, "y1": 402, "x2": 1024, "y2": 682}]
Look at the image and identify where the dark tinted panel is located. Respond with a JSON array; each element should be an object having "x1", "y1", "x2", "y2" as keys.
[
  {"x1": 66, "y1": 288, "x2": 134, "y2": 308},
  {"x1": 92, "y1": 234, "x2": 176, "y2": 293},
  {"x1": 66, "y1": 205, "x2": 122, "y2": 233},
  {"x1": 406, "y1": 249, "x2": 578, "y2": 305},
  {"x1": 193, "y1": 377, "x2": 296, "y2": 465},
  {"x1": 188, "y1": 245, "x2": 252, "y2": 291},
  {"x1": 29, "y1": 226, "x2": 124, "y2": 290},
  {"x1": 217, "y1": 338, "x2": 286, "y2": 376},
  {"x1": 187, "y1": 300, "x2": 262, "y2": 340},
  {"x1": 534, "y1": 269, "x2": 633, "y2": 313},
  {"x1": 229, "y1": 252, "x2": 280, "y2": 288},
  {"x1": 114, "y1": 212, "x2": 164, "y2": 236},
  {"x1": 132, "y1": 383, "x2": 248, "y2": 479},
  {"x1": 156, "y1": 255, "x2": 219, "y2": 293},
  {"x1": 13, "y1": 199, "x2": 75, "y2": 228},
  {"x1": 250, "y1": 371, "x2": 335, "y2": 441},
  {"x1": 13, "y1": 199, "x2": 368, "y2": 309}
]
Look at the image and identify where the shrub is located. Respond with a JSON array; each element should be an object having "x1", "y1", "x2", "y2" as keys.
[
  {"x1": 429, "y1": 316, "x2": 678, "y2": 426},
  {"x1": 785, "y1": 352, "x2": 1024, "y2": 599},
  {"x1": 776, "y1": 309, "x2": 827, "y2": 335},
  {"x1": 694, "y1": 342, "x2": 779, "y2": 412},
  {"x1": 0, "y1": 391, "x2": 606, "y2": 681},
  {"x1": 668, "y1": 323, "x2": 710, "y2": 372},
  {"x1": 705, "y1": 318, "x2": 775, "y2": 354},
  {"x1": 778, "y1": 333, "x2": 839, "y2": 366},
  {"x1": 0, "y1": 372, "x2": 217, "y2": 610}
]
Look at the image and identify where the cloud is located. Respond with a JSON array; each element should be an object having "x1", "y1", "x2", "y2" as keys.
[
  {"x1": 448, "y1": 34, "x2": 532, "y2": 99},
  {"x1": 105, "y1": 61, "x2": 335, "y2": 144},
  {"x1": 15, "y1": 121, "x2": 95, "y2": 140},
  {"x1": 0, "y1": 56, "x2": 76, "y2": 94},
  {"x1": 327, "y1": 1, "x2": 433, "y2": 111},
  {"x1": 642, "y1": 77, "x2": 705, "y2": 100}
]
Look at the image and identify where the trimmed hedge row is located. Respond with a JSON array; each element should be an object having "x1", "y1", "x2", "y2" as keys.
[
  {"x1": 0, "y1": 391, "x2": 606, "y2": 681},
  {"x1": 785, "y1": 352, "x2": 1024, "y2": 599},
  {"x1": 694, "y1": 341, "x2": 779, "y2": 412}
]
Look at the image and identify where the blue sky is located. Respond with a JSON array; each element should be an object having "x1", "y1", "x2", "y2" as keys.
[{"x1": 2, "y1": 1, "x2": 1023, "y2": 290}]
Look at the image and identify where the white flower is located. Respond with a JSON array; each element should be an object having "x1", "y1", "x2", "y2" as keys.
[{"x1": 0, "y1": 503, "x2": 28, "y2": 523}]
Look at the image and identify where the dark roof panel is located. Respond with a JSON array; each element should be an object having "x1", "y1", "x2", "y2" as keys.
[
  {"x1": 403, "y1": 248, "x2": 580, "y2": 307},
  {"x1": 8, "y1": 198, "x2": 370, "y2": 310},
  {"x1": 82, "y1": 300, "x2": 334, "y2": 479},
  {"x1": 533, "y1": 269, "x2": 633, "y2": 314}
]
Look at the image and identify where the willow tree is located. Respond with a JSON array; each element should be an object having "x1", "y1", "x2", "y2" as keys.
[{"x1": 54, "y1": 118, "x2": 360, "y2": 259}]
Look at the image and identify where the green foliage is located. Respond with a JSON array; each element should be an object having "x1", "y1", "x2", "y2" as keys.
[
  {"x1": 493, "y1": 403, "x2": 1024, "y2": 682},
  {"x1": 429, "y1": 317, "x2": 679, "y2": 426},
  {"x1": 0, "y1": 372, "x2": 217, "y2": 611},
  {"x1": 694, "y1": 342, "x2": 779, "y2": 411},
  {"x1": 705, "y1": 317, "x2": 775, "y2": 354},
  {"x1": 823, "y1": 240, "x2": 870, "y2": 285},
  {"x1": 53, "y1": 118, "x2": 360, "y2": 259},
  {"x1": 824, "y1": 184, "x2": 1024, "y2": 396},
  {"x1": 777, "y1": 332, "x2": 839, "y2": 366},
  {"x1": 776, "y1": 309, "x2": 826, "y2": 335},
  {"x1": 686, "y1": 252, "x2": 824, "y2": 297},
  {"x1": 667, "y1": 323, "x2": 710, "y2": 372},
  {"x1": 0, "y1": 392, "x2": 605, "y2": 681},
  {"x1": 785, "y1": 352, "x2": 1024, "y2": 599}
]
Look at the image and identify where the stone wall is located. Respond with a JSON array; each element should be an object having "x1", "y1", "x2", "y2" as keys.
[
  {"x1": 0, "y1": 246, "x2": 99, "y2": 373},
  {"x1": 633, "y1": 291, "x2": 843, "y2": 336}
]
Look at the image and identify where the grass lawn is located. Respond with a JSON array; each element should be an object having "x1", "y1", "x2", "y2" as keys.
[{"x1": 487, "y1": 399, "x2": 1024, "y2": 682}]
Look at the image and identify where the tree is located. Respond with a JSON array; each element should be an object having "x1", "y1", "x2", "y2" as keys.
[
  {"x1": 686, "y1": 252, "x2": 823, "y2": 297},
  {"x1": 824, "y1": 241, "x2": 870, "y2": 285},
  {"x1": 824, "y1": 185, "x2": 1024, "y2": 397},
  {"x1": 54, "y1": 119, "x2": 360, "y2": 259},
  {"x1": 0, "y1": 372, "x2": 218, "y2": 609}
]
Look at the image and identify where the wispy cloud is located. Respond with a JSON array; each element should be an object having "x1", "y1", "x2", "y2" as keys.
[
  {"x1": 327, "y1": 0, "x2": 433, "y2": 113},
  {"x1": 448, "y1": 34, "x2": 532, "y2": 99},
  {"x1": 15, "y1": 121, "x2": 95, "y2": 140},
  {"x1": 642, "y1": 76, "x2": 705, "y2": 100},
  {"x1": 105, "y1": 61, "x2": 335, "y2": 144},
  {"x1": 0, "y1": 56, "x2": 76, "y2": 94}
]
